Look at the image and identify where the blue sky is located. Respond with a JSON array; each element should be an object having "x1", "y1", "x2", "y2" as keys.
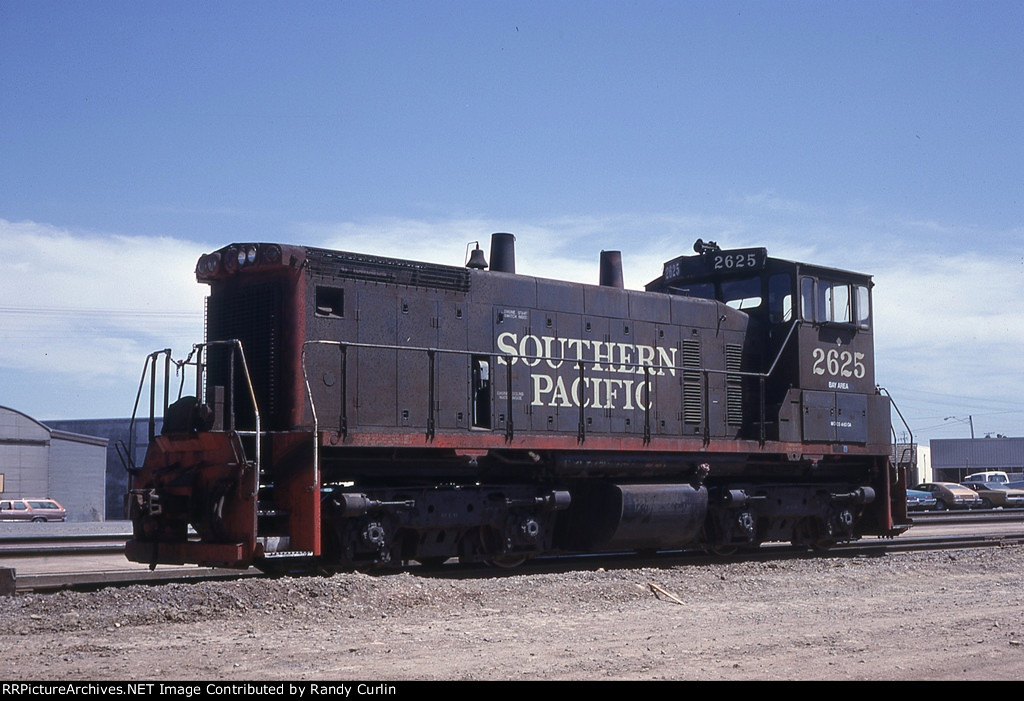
[{"x1": 1, "y1": 0, "x2": 1021, "y2": 446}]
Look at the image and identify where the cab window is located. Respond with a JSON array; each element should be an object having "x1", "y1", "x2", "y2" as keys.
[
  {"x1": 668, "y1": 282, "x2": 716, "y2": 299},
  {"x1": 854, "y1": 285, "x2": 870, "y2": 328},
  {"x1": 822, "y1": 281, "x2": 852, "y2": 323},
  {"x1": 800, "y1": 278, "x2": 816, "y2": 322},
  {"x1": 720, "y1": 276, "x2": 762, "y2": 311},
  {"x1": 768, "y1": 273, "x2": 793, "y2": 323},
  {"x1": 800, "y1": 276, "x2": 871, "y2": 329}
]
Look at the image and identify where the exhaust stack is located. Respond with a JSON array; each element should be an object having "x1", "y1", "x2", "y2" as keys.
[
  {"x1": 599, "y1": 250, "x2": 624, "y2": 288},
  {"x1": 489, "y1": 233, "x2": 516, "y2": 274}
]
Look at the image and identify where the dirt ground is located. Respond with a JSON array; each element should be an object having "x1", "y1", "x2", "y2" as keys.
[{"x1": 1, "y1": 546, "x2": 1023, "y2": 681}]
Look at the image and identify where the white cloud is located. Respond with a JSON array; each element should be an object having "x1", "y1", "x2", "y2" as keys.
[
  {"x1": 870, "y1": 251, "x2": 1024, "y2": 437},
  {"x1": 295, "y1": 212, "x2": 758, "y2": 290},
  {"x1": 0, "y1": 219, "x2": 207, "y2": 384},
  {"x1": 741, "y1": 189, "x2": 817, "y2": 215},
  {"x1": 1, "y1": 213, "x2": 1021, "y2": 440}
]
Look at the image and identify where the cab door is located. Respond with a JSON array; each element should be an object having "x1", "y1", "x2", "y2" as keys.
[{"x1": 797, "y1": 273, "x2": 875, "y2": 445}]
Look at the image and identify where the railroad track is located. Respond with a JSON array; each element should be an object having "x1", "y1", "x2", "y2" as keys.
[
  {"x1": 4, "y1": 512, "x2": 1023, "y2": 594},
  {"x1": 0, "y1": 531, "x2": 128, "y2": 555}
]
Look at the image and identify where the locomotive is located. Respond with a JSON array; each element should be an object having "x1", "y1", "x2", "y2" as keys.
[{"x1": 124, "y1": 233, "x2": 909, "y2": 571}]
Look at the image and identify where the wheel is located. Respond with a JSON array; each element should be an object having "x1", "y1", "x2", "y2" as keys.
[
  {"x1": 31, "y1": 517, "x2": 45, "y2": 523},
  {"x1": 981, "y1": 498, "x2": 993, "y2": 509},
  {"x1": 791, "y1": 517, "x2": 834, "y2": 551},
  {"x1": 934, "y1": 500, "x2": 947, "y2": 511},
  {"x1": 705, "y1": 544, "x2": 738, "y2": 556},
  {"x1": 467, "y1": 525, "x2": 532, "y2": 569},
  {"x1": 485, "y1": 554, "x2": 530, "y2": 569}
]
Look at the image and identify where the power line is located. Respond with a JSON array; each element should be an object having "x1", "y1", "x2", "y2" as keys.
[{"x1": 0, "y1": 306, "x2": 197, "y2": 320}]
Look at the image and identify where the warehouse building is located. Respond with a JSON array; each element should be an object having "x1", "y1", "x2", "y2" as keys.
[
  {"x1": 0, "y1": 406, "x2": 107, "y2": 521},
  {"x1": 930, "y1": 437, "x2": 1024, "y2": 483}
]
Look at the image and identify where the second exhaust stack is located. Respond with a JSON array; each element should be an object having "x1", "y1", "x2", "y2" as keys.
[{"x1": 489, "y1": 233, "x2": 516, "y2": 274}]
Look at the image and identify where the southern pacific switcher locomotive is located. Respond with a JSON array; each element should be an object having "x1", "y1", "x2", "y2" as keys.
[{"x1": 125, "y1": 234, "x2": 909, "y2": 571}]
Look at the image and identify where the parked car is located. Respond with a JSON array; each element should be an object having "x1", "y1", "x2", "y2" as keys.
[
  {"x1": 911, "y1": 483, "x2": 983, "y2": 510},
  {"x1": 963, "y1": 471, "x2": 1009, "y2": 485},
  {"x1": 0, "y1": 498, "x2": 66, "y2": 522},
  {"x1": 962, "y1": 482, "x2": 1024, "y2": 509},
  {"x1": 906, "y1": 489, "x2": 938, "y2": 511}
]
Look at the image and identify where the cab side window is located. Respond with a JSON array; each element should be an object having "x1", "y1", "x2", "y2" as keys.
[
  {"x1": 800, "y1": 277, "x2": 816, "y2": 322},
  {"x1": 800, "y1": 276, "x2": 871, "y2": 329},
  {"x1": 822, "y1": 281, "x2": 852, "y2": 324},
  {"x1": 854, "y1": 285, "x2": 870, "y2": 328}
]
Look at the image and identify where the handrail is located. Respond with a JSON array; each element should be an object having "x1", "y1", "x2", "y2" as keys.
[
  {"x1": 878, "y1": 386, "x2": 913, "y2": 483},
  {"x1": 300, "y1": 344, "x2": 323, "y2": 504},
  {"x1": 128, "y1": 341, "x2": 263, "y2": 480},
  {"x1": 300, "y1": 339, "x2": 517, "y2": 442},
  {"x1": 300, "y1": 324, "x2": 802, "y2": 447},
  {"x1": 196, "y1": 340, "x2": 262, "y2": 482},
  {"x1": 121, "y1": 349, "x2": 172, "y2": 480}
]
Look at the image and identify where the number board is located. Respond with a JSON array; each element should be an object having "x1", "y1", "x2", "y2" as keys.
[{"x1": 662, "y1": 248, "x2": 768, "y2": 284}]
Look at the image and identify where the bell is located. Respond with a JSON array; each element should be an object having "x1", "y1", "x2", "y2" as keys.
[{"x1": 466, "y1": 244, "x2": 488, "y2": 270}]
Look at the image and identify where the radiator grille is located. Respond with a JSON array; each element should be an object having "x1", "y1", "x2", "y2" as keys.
[
  {"x1": 725, "y1": 343, "x2": 744, "y2": 427},
  {"x1": 682, "y1": 339, "x2": 703, "y2": 424},
  {"x1": 206, "y1": 282, "x2": 283, "y2": 429},
  {"x1": 307, "y1": 248, "x2": 471, "y2": 292}
]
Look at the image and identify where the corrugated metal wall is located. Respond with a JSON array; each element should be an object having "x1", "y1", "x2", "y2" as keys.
[
  {"x1": 931, "y1": 437, "x2": 1024, "y2": 480},
  {"x1": 1, "y1": 407, "x2": 108, "y2": 521},
  {"x1": 49, "y1": 431, "x2": 107, "y2": 521},
  {"x1": 0, "y1": 407, "x2": 52, "y2": 498}
]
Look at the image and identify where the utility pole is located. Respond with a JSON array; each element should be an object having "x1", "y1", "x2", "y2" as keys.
[{"x1": 944, "y1": 415, "x2": 976, "y2": 439}]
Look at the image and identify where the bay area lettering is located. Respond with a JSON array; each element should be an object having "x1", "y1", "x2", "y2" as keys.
[{"x1": 495, "y1": 331, "x2": 678, "y2": 410}]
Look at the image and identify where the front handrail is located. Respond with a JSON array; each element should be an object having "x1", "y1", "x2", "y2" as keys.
[
  {"x1": 126, "y1": 341, "x2": 264, "y2": 548},
  {"x1": 127, "y1": 341, "x2": 263, "y2": 480},
  {"x1": 878, "y1": 385, "x2": 913, "y2": 484},
  {"x1": 120, "y1": 349, "x2": 172, "y2": 482}
]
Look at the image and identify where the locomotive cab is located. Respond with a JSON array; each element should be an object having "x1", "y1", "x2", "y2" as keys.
[{"x1": 646, "y1": 239, "x2": 886, "y2": 450}]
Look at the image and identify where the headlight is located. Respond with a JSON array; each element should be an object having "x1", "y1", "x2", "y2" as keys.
[
  {"x1": 262, "y1": 244, "x2": 282, "y2": 264},
  {"x1": 196, "y1": 253, "x2": 221, "y2": 276},
  {"x1": 214, "y1": 243, "x2": 267, "y2": 274}
]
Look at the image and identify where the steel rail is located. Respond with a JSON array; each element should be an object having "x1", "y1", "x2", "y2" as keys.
[
  {"x1": 6, "y1": 523, "x2": 1024, "y2": 594},
  {"x1": 12, "y1": 567, "x2": 259, "y2": 593}
]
